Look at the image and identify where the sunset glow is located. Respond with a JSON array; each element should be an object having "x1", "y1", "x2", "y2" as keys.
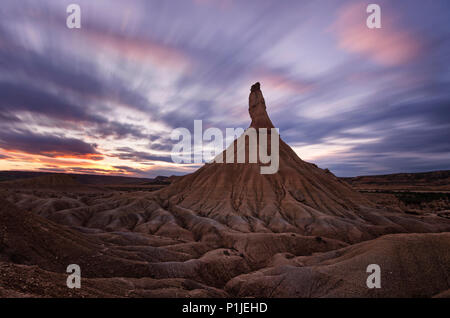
[{"x1": 0, "y1": 0, "x2": 449, "y2": 177}]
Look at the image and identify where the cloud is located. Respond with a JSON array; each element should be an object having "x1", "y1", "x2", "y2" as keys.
[
  {"x1": 83, "y1": 29, "x2": 192, "y2": 71},
  {"x1": 0, "y1": 26, "x2": 157, "y2": 132},
  {"x1": 332, "y1": 3, "x2": 420, "y2": 66},
  {"x1": 112, "y1": 147, "x2": 173, "y2": 163},
  {"x1": 58, "y1": 167, "x2": 118, "y2": 175},
  {"x1": 149, "y1": 141, "x2": 173, "y2": 152},
  {"x1": 256, "y1": 70, "x2": 313, "y2": 95},
  {"x1": 0, "y1": 130, "x2": 102, "y2": 160},
  {"x1": 193, "y1": 0, "x2": 232, "y2": 10},
  {"x1": 93, "y1": 121, "x2": 149, "y2": 140},
  {"x1": 289, "y1": 94, "x2": 450, "y2": 176},
  {"x1": 0, "y1": 81, "x2": 105, "y2": 124},
  {"x1": 0, "y1": 78, "x2": 151, "y2": 141}
]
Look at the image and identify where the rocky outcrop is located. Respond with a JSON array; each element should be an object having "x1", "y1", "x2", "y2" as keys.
[
  {"x1": 1, "y1": 83, "x2": 450, "y2": 298},
  {"x1": 152, "y1": 83, "x2": 450, "y2": 243}
]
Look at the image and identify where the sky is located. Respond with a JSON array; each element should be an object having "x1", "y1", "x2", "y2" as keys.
[{"x1": 0, "y1": 0, "x2": 449, "y2": 177}]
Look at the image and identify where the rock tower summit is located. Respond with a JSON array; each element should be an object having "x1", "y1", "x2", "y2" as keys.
[{"x1": 249, "y1": 82, "x2": 275, "y2": 129}]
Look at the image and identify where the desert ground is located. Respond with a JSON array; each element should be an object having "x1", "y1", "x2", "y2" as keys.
[{"x1": 1, "y1": 84, "x2": 449, "y2": 298}]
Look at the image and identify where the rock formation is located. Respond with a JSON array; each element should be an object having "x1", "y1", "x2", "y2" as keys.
[
  {"x1": 1, "y1": 82, "x2": 450, "y2": 297},
  {"x1": 249, "y1": 82, "x2": 275, "y2": 129},
  {"x1": 153, "y1": 83, "x2": 450, "y2": 243}
]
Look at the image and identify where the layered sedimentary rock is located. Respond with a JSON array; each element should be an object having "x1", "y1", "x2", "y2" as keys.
[{"x1": 153, "y1": 83, "x2": 450, "y2": 243}]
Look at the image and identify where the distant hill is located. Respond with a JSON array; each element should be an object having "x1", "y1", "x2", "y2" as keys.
[
  {"x1": 0, "y1": 171, "x2": 157, "y2": 186},
  {"x1": 341, "y1": 170, "x2": 450, "y2": 191},
  {"x1": 1, "y1": 174, "x2": 81, "y2": 188}
]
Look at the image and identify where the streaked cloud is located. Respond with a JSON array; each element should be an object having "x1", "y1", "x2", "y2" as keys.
[
  {"x1": 332, "y1": 2, "x2": 419, "y2": 66},
  {"x1": 0, "y1": 0, "x2": 448, "y2": 177},
  {"x1": 0, "y1": 130, "x2": 102, "y2": 160}
]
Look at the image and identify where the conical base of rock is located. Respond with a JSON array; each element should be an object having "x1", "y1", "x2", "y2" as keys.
[
  {"x1": 2, "y1": 82, "x2": 450, "y2": 298},
  {"x1": 154, "y1": 83, "x2": 450, "y2": 243}
]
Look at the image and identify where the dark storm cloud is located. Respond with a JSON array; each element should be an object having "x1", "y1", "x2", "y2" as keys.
[
  {"x1": 93, "y1": 121, "x2": 148, "y2": 140},
  {"x1": 0, "y1": 9, "x2": 155, "y2": 114},
  {"x1": 147, "y1": 136, "x2": 173, "y2": 152},
  {"x1": 0, "y1": 79, "x2": 153, "y2": 151},
  {"x1": 0, "y1": 18, "x2": 155, "y2": 142},
  {"x1": 149, "y1": 142, "x2": 172, "y2": 152},
  {"x1": 0, "y1": 77, "x2": 151, "y2": 140},
  {"x1": 113, "y1": 147, "x2": 173, "y2": 163},
  {"x1": 0, "y1": 130, "x2": 100, "y2": 158},
  {"x1": 0, "y1": 39, "x2": 102, "y2": 99},
  {"x1": 157, "y1": 99, "x2": 218, "y2": 130},
  {"x1": 0, "y1": 81, "x2": 105, "y2": 124}
]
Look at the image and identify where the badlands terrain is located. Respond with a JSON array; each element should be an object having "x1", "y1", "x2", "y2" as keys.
[{"x1": 1, "y1": 84, "x2": 450, "y2": 298}]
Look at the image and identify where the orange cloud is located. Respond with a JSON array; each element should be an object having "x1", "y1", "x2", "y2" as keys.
[
  {"x1": 1, "y1": 149, "x2": 102, "y2": 161},
  {"x1": 0, "y1": 150, "x2": 103, "y2": 166},
  {"x1": 45, "y1": 153, "x2": 104, "y2": 161},
  {"x1": 332, "y1": 3, "x2": 419, "y2": 66}
]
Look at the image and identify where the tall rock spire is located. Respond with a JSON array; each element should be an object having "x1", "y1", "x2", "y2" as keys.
[
  {"x1": 154, "y1": 81, "x2": 405, "y2": 243},
  {"x1": 249, "y1": 82, "x2": 275, "y2": 129}
]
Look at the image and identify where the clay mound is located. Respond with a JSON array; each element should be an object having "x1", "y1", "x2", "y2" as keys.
[
  {"x1": 0, "y1": 262, "x2": 227, "y2": 298},
  {"x1": 225, "y1": 232, "x2": 450, "y2": 298},
  {"x1": 153, "y1": 83, "x2": 450, "y2": 242},
  {"x1": 156, "y1": 84, "x2": 369, "y2": 227},
  {"x1": 0, "y1": 197, "x2": 255, "y2": 295},
  {"x1": 0, "y1": 197, "x2": 158, "y2": 278},
  {"x1": 6, "y1": 189, "x2": 348, "y2": 266},
  {"x1": 0, "y1": 174, "x2": 80, "y2": 188},
  {"x1": 158, "y1": 82, "x2": 370, "y2": 215}
]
